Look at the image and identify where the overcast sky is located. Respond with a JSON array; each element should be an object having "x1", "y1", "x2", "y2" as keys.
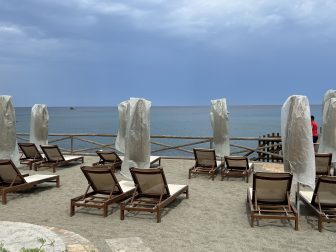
[{"x1": 0, "y1": 0, "x2": 335, "y2": 106}]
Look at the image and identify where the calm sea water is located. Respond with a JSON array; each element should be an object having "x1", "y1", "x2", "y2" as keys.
[{"x1": 15, "y1": 105, "x2": 322, "y2": 156}]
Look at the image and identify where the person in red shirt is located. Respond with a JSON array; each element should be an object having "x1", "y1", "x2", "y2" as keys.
[{"x1": 311, "y1": 115, "x2": 318, "y2": 143}]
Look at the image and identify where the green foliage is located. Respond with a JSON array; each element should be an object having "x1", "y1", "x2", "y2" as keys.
[
  {"x1": 0, "y1": 242, "x2": 10, "y2": 252},
  {"x1": 20, "y1": 237, "x2": 55, "y2": 252}
]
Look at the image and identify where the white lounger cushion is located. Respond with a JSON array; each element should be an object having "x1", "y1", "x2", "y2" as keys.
[
  {"x1": 64, "y1": 155, "x2": 82, "y2": 161},
  {"x1": 299, "y1": 191, "x2": 313, "y2": 203},
  {"x1": 168, "y1": 184, "x2": 187, "y2": 195},
  {"x1": 119, "y1": 156, "x2": 160, "y2": 163},
  {"x1": 119, "y1": 180, "x2": 136, "y2": 193},
  {"x1": 24, "y1": 174, "x2": 57, "y2": 183}
]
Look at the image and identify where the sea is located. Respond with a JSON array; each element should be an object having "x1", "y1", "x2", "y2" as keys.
[{"x1": 15, "y1": 105, "x2": 322, "y2": 157}]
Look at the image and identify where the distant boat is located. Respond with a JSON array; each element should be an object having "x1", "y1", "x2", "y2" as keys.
[{"x1": 69, "y1": 107, "x2": 75, "y2": 110}]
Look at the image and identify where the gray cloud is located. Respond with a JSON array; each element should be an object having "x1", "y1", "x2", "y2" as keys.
[{"x1": 0, "y1": 0, "x2": 335, "y2": 106}]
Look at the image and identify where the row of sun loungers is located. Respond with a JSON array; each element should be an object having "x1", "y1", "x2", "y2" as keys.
[
  {"x1": 93, "y1": 150, "x2": 161, "y2": 170},
  {"x1": 18, "y1": 143, "x2": 84, "y2": 172},
  {"x1": 1, "y1": 145, "x2": 335, "y2": 229},
  {"x1": 0, "y1": 157, "x2": 188, "y2": 223},
  {"x1": 19, "y1": 143, "x2": 161, "y2": 173},
  {"x1": 189, "y1": 148, "x2": 254, "y2": 182},
  {"x1": 70, "y1": 166, "x2": 188, "y2": 222}
]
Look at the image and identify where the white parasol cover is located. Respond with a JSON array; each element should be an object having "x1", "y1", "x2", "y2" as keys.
[
  {"x1": 0, "y1": 95, "x2": 20, "y2": 166},
  {"x1": 30, "y1": 104, "x2": 49, "y2": 149},
  {"x1": 281, "y1": 95, "x2": 315, "y2": 189},
  {"x1": 319, "y1": 98, "x2": 336, "y2": 162},
  {"x1": 115, "y1": 100, "x2": 129, "y2": 154},
  {"x1": 120, "y1": 98, "x2": 151, "y2": 179},
  {"x1": 210, "y1": 98, "x2": 230, "y2": 157},
  {"x1": 322, "y1": 89, "x2": 336, "y2": 120}
]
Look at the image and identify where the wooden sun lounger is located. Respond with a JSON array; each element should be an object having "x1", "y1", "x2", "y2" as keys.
[
  {"x1": 18, "y1": 143, "x2": 45, "y2": 170},
  {"x1": 36, "y1": 145, "x2": 84, "y2": 172},
  {"x1": 92, "y1": 150, "x2": 161, "y2": 170},
  {"x1": 247, "y1": 172, "x2": 298, "y2": 230},
  {"x1": 121, "y1": 167, "x2": 189, "y2": 223},
  {"x1": 189, "y1": 148, "x2": 222, "y2": 181},
  {"x1": 315, "y1": 153, "x2": 333, "y2": 177},
  {"x1": 222, "y1": 156, "x2": 254, "y2": 183},
  {"x1": 92, "y1": 150, "x2": 123, "y2": 170},
  {"x1": 0, "y1": 159, "x2": 59, "y2": 205},
  {"x1": 70, "y1": 166, "x2": 135, "y2": 217},
  {"x1": 299, "y1": 176, "x2": 336, "y2": 231}
]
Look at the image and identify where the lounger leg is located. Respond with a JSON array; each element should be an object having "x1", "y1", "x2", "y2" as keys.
[
  {"x1": 120, "y1": 205, "x2": 125, "y2": 220},
  {"x1": 56, "y1": 177, "x2": 60, "y2": 188},
  {"x1": 70, "y1": 201, "x2": 75, "y2": 216},
  {"x1": 221, "y1": 170, "x2": 225, "y2": 181},
  {"x1": 157, "y1": 209, "x2": 161, "y2": 223},
  {"x1": 318, "y1": 216, "x2": 323, "y2": 232},
  {"x1": 103, "y1": 205, "x2": 107, "y2": 217},
  {"x1": 185, "y1": 188, "x2": 189, "y2": 199},
  {"x1": 188, "y1": 170, "x2": 191, "y2": 179},
  {"x1": 2, "y1": 191, "x2": 7, "y2": 205},
  {"x1": 295, "y1": 217, "x2": 299, "y2": 231}
]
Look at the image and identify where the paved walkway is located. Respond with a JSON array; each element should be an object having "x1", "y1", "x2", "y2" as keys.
[{"x1": 0, "y1": 221, "x2": 99, "y2": 252}]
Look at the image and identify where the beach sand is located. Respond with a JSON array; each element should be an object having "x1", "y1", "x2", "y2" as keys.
[{"x1": 1, "y1": 157, "x2": 335, "y2": 251}]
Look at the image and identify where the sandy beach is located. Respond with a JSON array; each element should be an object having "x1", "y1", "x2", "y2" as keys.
[{"x1": 1, "y1": 157, "x2": 335, "y2": 251}]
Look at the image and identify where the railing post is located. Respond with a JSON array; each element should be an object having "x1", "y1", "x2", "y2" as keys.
[
  {"x1": 70, "y1": 136, "x2": 74, "y2": 154},
  {"x1": 210, "y1": 138, "x2": 213, "y2": 149}
]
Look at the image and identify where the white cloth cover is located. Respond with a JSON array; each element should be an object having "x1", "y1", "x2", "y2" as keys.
[
  {"x1": 322, "y1": 89, "x2": 336, "y2": 119},
  {"x1": 210, "y1": 98, "x2": 230, "y2": 157},
  {"x1": 320, "y1": 90, "x2": 336, "y2": 158},
  {"x1": 319, "y1": 98, "x2": 336, "y2": 162},
  {"x1": 115, "y1": 100, "x2": 128, "y2": 153},
  {"x1": 30, "y1": 104, "x2": 49, "y2": 149},
  {"x1": 281, "y1": 95, "x2": 315, "y2": 189},
  {"x1": 0, "y1": 95, "x2": 20, "y2": 166},
  {"x1": 121, "y1": 98, "x2": 151, "y2": 179}
]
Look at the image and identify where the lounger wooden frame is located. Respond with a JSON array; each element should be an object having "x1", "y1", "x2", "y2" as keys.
[
  {"x1": 315, "y1": 153, "x2": 332, "y2": 176},
  {"x1": 299, "y1": 176, "x2": 336, "y2": 232},
  {"x1": 189, "y1": 148, "x2": 222, "y2": 181},
  {"x1": 0, "y1": 159, "x2": 60, "y2": 205},
  {"x1": 121, "y1": 167, "x2": 189, "y2": 223},
  {"x1": 18, "y1": 143, "x2": 45, "y2": 170},
  {"x1": 36, "y1": 145, "x2": 84, "y2": 172},
  {"x1": 92, "y1": 150, "x2": 122, "y2": 170},
  {"x1": 221, "y1": 156, "x2": 254, "y2": 183},
  {"x1": 70, "y1": 166, "x2": 135, "y2": 217},
  {"x1": 247, "y1": 172, "x2": 298, "y2": 230}
]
